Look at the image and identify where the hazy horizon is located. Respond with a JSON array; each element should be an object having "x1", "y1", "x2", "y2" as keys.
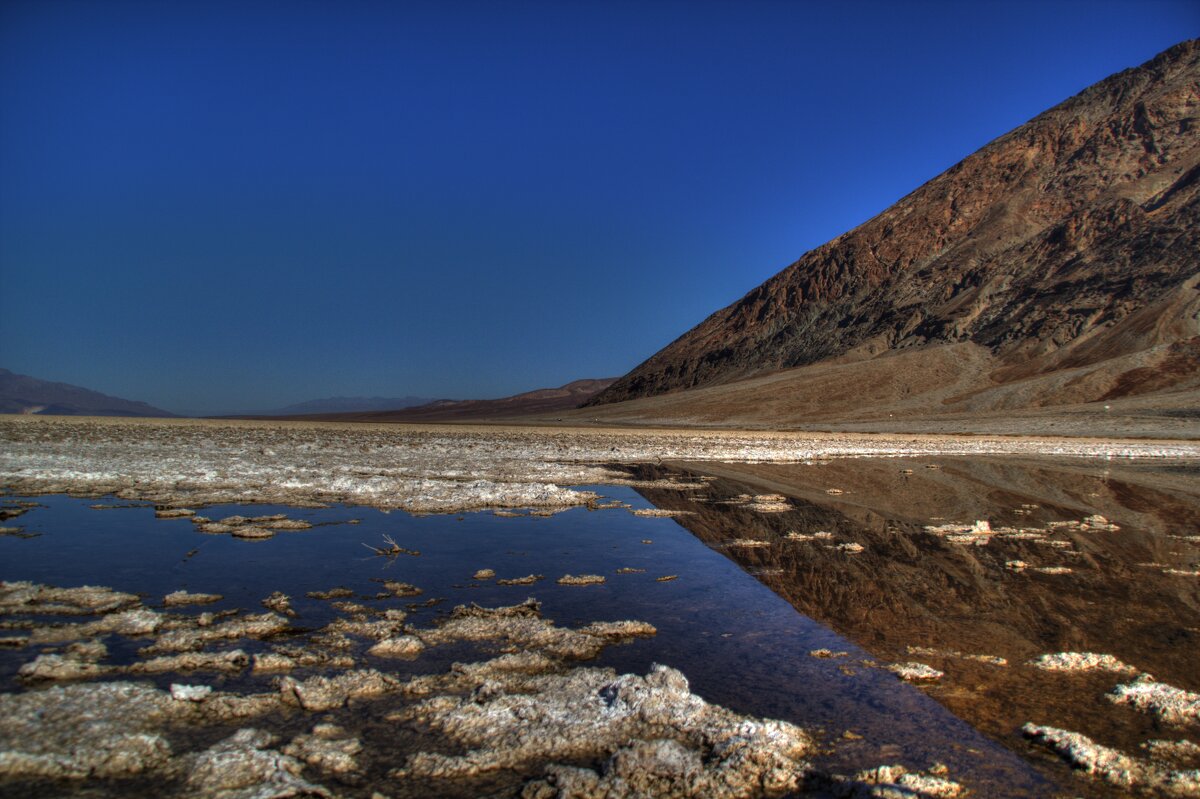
[{"x1": 2, "y1": 0, "x2": 1196, "y2": 414}]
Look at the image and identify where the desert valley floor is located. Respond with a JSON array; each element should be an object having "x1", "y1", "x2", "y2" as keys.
[{"x1": 1, "y1": 416, "x2": 1199, "y2": 798}]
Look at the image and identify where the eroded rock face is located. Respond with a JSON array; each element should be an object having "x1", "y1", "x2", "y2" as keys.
[{"x1": 589, "y1": 41, "x2": 1200, "y2": 413}]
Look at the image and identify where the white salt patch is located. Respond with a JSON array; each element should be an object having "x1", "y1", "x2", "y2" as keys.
[
  {"x1": 1024, "y1": 723, "x2": 1200, "y2": 794},
  {"x1": 1110, "y1": 677, "x2": 1200, "y2": 725},
  {"x1": 169, "y1": 683, "x2": 212, "y2": 702},
  {"x1": 886, "y1": 662, "x2": 943, "y2": 681},
  {"x1": 1027, "y1": 652, "x2": 1140, "y2": 675},
  {"x1": 4, "y1": 418, "x2": 1199, "y2": 517},
  {"x1": 907, "y1": 646, "x2": 1007, "y2": 666}
]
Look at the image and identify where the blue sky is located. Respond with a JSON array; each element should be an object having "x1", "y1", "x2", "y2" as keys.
[{"x1": 1, "y1": 1, "x2": 1196, "y2": 414}]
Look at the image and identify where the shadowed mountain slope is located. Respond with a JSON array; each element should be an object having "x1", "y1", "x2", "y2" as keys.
[
  {"x1": 0, "y1": 369, "x2": 176, "y2": 418},
  {"x1": 589, "y1": 41, "x2": 1200, "y2": 418}
]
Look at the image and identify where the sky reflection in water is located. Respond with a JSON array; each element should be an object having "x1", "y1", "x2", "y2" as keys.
[{"x1": 0, "y1": 481, "x2": 1057, "y2": 796}]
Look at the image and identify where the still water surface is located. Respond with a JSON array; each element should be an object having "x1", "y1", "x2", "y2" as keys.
[
  {"x1": 634, "y1": 456, "x2": 1200, "y2": 797},
  {"x1": 0, "y1": 481, "x2": 1051, "y2": 796}
]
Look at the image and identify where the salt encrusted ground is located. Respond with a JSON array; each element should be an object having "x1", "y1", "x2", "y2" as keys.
[
  {"x1": 0, "y1": 583, "x2": 813, "y2": 798},
  {"x1": 0, "y1": 581, "x2": 973, "y2": 799},
  {"x1": 4, "y1": 416, "x2": 1199, "y2": 796},
  {"x1": 2, "y1": 416, "x2": 1196, "y2": 514}
]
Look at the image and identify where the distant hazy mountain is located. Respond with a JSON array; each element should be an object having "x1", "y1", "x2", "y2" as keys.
[
  {"x1": 255, "y1": 396, "x2": 433, "y2": 416},
  {"x1": 0, "y1": 368, "x2": 176, "y2": 417},
  {"x1": 256, "y1": 379, "x2": 617, "y2": 422}
]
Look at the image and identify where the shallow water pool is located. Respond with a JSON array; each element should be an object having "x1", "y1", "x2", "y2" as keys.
[{"x1": 0, "y1": 484, "x2": 1051, "y2": 796}]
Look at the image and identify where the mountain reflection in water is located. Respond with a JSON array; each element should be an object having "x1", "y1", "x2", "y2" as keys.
[{"x1": 633, "y1": 456, "x2": 1200, "y2": 797}]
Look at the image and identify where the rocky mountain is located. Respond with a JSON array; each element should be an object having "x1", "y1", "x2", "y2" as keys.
[
  {"x1": 253, "y1": 378, "x2": 617, "y2": 423},
  {"x1": 589, "y1": 40, "x2": 1200, "y2": 417},
  {"x1": 0, "y1": 369, "x2": 176, "y2": 417}
]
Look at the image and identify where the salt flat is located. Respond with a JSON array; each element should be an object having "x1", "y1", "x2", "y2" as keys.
[
  {"x1": 3, "y1": 415, "x2": 1198, "y2": 797},
  {"x1": 1, "y1": 416, "x2": 1196, "y2": 514}
]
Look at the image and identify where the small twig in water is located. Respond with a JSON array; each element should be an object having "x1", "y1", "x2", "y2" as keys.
[{"x1": 362, "y1": 534, "x2": 420, "y2": 558}]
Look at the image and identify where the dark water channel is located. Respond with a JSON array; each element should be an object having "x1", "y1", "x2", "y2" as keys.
[{"x1": 0, "y1": 481, "x2": 1053, "y2": 797}]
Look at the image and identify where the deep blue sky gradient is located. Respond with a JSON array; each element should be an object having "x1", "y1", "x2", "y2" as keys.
[{"x1": 1, "y1": 1, "x2": 1196, "y2": 414}]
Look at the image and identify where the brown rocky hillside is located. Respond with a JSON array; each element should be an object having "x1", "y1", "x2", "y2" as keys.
[{"x1": 588, "y1": 40, "x2": 1200, "y2": 415}]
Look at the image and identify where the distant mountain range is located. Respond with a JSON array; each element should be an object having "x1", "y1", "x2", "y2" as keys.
[
  {"x1": 247, "y1": 396, "x2": 433, "y2": 416},
  {"x1": 247, "y1": 379, "x2": 617, "y2": 423},
  {"x1": 0, "y1": 367, "x2": 612, "y2": 423},
  {"x1": 585, "y1": 40, "x2": 1200, "y2": 428},
  {"x1": 0, "y1": 369, "x2": 176, "y2": 418}
]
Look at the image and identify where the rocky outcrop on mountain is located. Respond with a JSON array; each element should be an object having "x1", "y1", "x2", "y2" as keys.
[
  {"x1": 0, "y1": 369, "x2": 175, "y2": 418},
  {"x1": 590, "y1": 40, "x2": 1200, "y2": 411}
]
